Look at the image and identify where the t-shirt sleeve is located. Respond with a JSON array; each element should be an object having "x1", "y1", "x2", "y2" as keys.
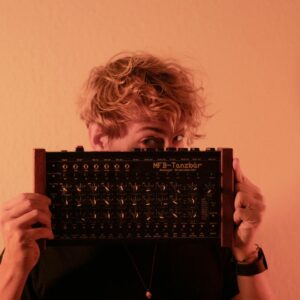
[{"x1": 21, "y1": 272, "x2": 39, "y2": 300}]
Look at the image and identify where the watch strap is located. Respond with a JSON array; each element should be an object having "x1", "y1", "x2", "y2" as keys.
[{"x1": 236, "y1": 247, "x2": 268, "y2": 276}]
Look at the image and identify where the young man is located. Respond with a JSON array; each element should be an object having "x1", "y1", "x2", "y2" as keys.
[{"x1": 0, "y1": 52, "x2": 274, "y2": 299}]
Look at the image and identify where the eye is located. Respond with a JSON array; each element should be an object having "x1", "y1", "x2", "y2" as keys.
[
  {"x1": 141, "y1": 137, "x2": 164, "y2": 148},
  {"x1": 173, "y1": 135, "x2": 184, "y2": 143}
]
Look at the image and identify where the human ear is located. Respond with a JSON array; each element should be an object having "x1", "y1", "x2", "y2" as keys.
[{"x1": 88, "y1": 123, "x2": 109, "y2": 150}]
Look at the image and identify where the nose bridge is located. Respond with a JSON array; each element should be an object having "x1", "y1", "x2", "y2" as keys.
[{"x1": 164, "y1": 137, "x2": 175, "y2": 148}]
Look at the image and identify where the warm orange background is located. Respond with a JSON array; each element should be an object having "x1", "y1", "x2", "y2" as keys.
[{"x1": 1, "y1": 1, "x2": 299, "y2": 298}]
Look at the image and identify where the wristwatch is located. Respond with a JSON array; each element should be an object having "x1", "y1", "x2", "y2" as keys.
[{"x1": 236, "y1": 246, "x2": 268, "y2": 276}]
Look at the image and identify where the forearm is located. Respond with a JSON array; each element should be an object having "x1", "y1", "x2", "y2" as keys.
[
  {"x1": 0, "y1": 193, "x2": 53, "y2": 299},
  {"x1": 0, "y1": 262, "x2": 29, "y2": 300},
  {"x1": 232, "y1": 245, "x2": 276, "y2": 300},
  {"x1": 236, "y1": 271, "x2": 276, "y2": 300}
]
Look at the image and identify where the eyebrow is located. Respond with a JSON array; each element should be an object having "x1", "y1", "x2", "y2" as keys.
[{"x1": 136, "y1": 127, "x2": 167, "y2": 134}]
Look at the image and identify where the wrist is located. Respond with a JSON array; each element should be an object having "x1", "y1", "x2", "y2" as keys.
[
  {"x1": 232, "y1": 244, "x2": 259, "y2": 263},
  {"x1": 1, "y1": 251, "x2": 32, "y2": 278},
  {"x1": 0, "y1": 262, "x2": 29, "y2": 300},
  {"x1": 1, "y1": 259, "x2": 31, "y2": 278},
  {"x1": 235, "y1": 246, "x2": 268, "y2": 276}
]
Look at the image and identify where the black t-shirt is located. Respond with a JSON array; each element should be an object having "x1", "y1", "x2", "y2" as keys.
[{"x1": 21, "y1": 240, "x2": 239, "y2": 300}]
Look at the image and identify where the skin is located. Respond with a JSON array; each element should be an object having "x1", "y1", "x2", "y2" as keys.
[{"x1": 0, "y1": 118, "x2": 274, "y2": 300}]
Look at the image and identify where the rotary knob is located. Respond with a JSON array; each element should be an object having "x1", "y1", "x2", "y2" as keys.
[{"x1": 75, "y1": 146, "x2": 84, "y2": 152}]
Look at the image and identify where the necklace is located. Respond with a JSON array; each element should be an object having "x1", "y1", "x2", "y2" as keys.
[{"x1": 124, "y1": 243, "x2": 158, "y2": 299}]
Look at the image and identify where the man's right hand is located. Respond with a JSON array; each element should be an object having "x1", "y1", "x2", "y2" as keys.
[{"x1": 0, "y1": 193, "x2": 53, "y2": 273}]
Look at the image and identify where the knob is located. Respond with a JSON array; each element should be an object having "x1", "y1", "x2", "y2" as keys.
[
  {"x1": 61, "y1": 186, "x2": 68, "y2": 193},
  {"x1": 132, "y1": 183, "x2": 138, "y2": 192},
  {"x1": 190, "y1": 197, "x2": 196, "y2": 205},
  {"x1": 75, "y1": 185, "x2": 82, "y2": 192},
  {"x1": 159, "y1": 213, "x2": 165, "y2": 220},
  {"x1": 158, "y1": 184, "x2": 166, "y2": 191},
  {"x1": 102, "y1": 184, "x2": 110, "y2": 192},
  {"x1": 76, "y1": 146, "x2": 84, "y2": 152},
  {"x1": 118, "y1": 184, "x2": 125, "y2": 192},
  {"x1": 130, "y1": 210, "x2": 139, "y2": 219},
  {"x1": 90, "y1": 184, "x2": 98, "y2": 192}
]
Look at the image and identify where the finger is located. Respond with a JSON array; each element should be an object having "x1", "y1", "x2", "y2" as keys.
[
  {"x1": 233, "y1": 158, "x2": 245, "y2": 183},
  {"x1": 233, "y1": 207, "x2": 264, "y2": 227},
  {"x1": 2, "y1": 193, "x2": 51, "y2": 211},
  {"x1": 235, "y1": 181, "x2": 260, "y2": 193},
  {"x1": 6, "y1": 197, "x2": 52, "y2": 219},
  {"x1": 234, "y1": 191, "x2": 266, "y2": 211},
  {"x1": 234, "y1": 191, "x2": 250, "y2": 209},
  {"x1": 235, "y1": 183, "x2": 264, "y2": 204},
  {"x1": 11, "y1": 227, "x2": 54, "y2": 248},
  {"x1": 11, "y1": 209, "x2": 52, "y2": 230},
  {"x1": 233, "y1": 207, "x2": 242, "y2": 225},
  {"x1": 25, "y1": 227, "x2": 54, "y2": 241}
]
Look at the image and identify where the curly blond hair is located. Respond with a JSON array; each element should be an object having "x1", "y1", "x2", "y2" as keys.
[{"x1": 78, "y1": 52, "x2": 206, "y2": 144}]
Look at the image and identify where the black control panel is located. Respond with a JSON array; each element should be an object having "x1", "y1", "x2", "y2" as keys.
[{"x1": 34, "y1": 147, "x2": 234, "y2": 247}]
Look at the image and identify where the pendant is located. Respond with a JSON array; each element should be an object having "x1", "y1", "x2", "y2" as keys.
[{"x1": 145, "y1": 290, "x2": 152, "y2": 299}]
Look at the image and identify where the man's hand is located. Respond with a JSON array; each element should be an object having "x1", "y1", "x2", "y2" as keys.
[
  {"x1": 232, "y1": 158, "x2": 266, "y2": 260},
  {"x1": 0, "y1": 193, "x2": 53, "y2": 273}
]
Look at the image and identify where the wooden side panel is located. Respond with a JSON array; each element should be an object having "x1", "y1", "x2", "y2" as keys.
[
  {"x1": 34, "y1": 149, "x2": 46, "y2": 194},
  {"x1": 219, "y1": 148, "x2": 234, "y2": 247},
  {"x1": 34, "y1": 149, "x2": 46, "y2": 249}
]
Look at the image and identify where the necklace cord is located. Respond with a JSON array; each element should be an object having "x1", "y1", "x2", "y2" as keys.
[{"x1": 124, "y1": 243, "x2": 158, "y2": 292}]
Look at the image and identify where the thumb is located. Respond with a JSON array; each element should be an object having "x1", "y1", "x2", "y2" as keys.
[{"x1": 233, "y1": 157, "x2": 244, "y2": 183}]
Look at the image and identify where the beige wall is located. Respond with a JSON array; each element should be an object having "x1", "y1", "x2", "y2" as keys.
[{"x1": 1, "y1": 0, "x2": 299, "y2": 298}]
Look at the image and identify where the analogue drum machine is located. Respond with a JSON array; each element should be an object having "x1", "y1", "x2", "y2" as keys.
[{"x1": 34, "y1": 147, "x2": 234, "y2": 247}]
